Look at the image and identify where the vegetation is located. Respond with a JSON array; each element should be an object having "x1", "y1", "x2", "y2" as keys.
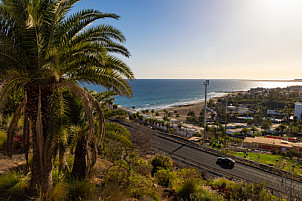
[
  {"x1": 0, "y1": 0, "x2": 135, "y2": 194},
  {"x1": 0, "y1": 1, "x2": 300, "y2": 200},
  {"x1": 151, "y1": 154, "x2": 173, "y2": 175},
  {"x1": 0, "y1": 129, "x2": 6, "y2": 147},
  {"x1": 230, "y1": 151, "x2": 302, "y2": 176}
]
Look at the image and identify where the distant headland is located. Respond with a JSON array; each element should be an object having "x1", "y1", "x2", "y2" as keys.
[{"x1": 246, "y1": 79, "x2": 302, "y2": 82}]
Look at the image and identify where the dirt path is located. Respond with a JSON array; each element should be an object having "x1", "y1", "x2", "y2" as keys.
[{"x1": 0, "y1": 147, "x2": 26, "y2": 175}]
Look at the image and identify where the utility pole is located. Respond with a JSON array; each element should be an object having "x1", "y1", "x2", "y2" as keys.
[
  {"x1": 224, "y1": 94, "x2": 230, "y2": 147},
  {"x1": 203, "y1": 80, "x2": 209, "y2": 145}
]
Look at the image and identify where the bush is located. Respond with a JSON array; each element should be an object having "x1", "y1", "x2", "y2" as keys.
[
  {"x1": 47, "y1": 182, "x2": 69, "y2": 201},
  {"x1": 0, "y1": 171, "x2": 29, "y2": 194},
  {"x1": 173, "y1": 168, "x2": 205, "y2": 200},
  {"x1": 129, "y1": 113, "x2": 136, "y2": 120},
  {"x1": 169, "y1": 128, "x2": 175, "y2": 134},
  {"x1": 0, "y1": 129, "x2": 6, "y2": 147},
  {"x1": 211, "y1": 178, "x2": 279, "y2": 201},
  {"x1": 176, "y1": 178, "x2": 199, "y2": 199},
  {"x1": 151, "y1": 155, "x2": 173, "y2": 175},
  {"x1": 195, "y1": 186, "x2": 223, "y2": 201},
  {"x1": 154, "y1": 168, "x2": 175, "y2": 187},
  {"x1": 126, "y1": 173, "x2": 159, "y2": 200},
  {"x1": 136, "y1": 158, "x2": 152, "y2": 177},
  {"x1": 193, "y1": 132, "x2": 202, "y2": 137},
  {"x1": 100, "y1": 182, "x2": 125, "y2": 201},
  {"x1": 285, "y1": 149, "x2": 300, "y2": 159},
  {"x1": 69, "y1": 179, "x2": 99, "y2": 200},
  {"x1": 270, "y1": 148, "x2": 280, "y2": 155}
]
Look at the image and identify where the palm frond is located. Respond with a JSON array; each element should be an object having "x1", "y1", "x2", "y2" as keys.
[
  {"x1": 104, "y1": 55, "x2": 134, "y2": 79},
  {"x1": 101, "y1": 40, "x2": 131, "y2": 57},
  {"x1": 59, "y1": 9, "x2": 119, "y2": 45},
  {"x1": 63, "y1": 83, "x2": 95, "y2": 141},
  {"x1": 0, "y1": 75, "x2": 27, "y2": 110},
  {"x1": 105, "y1": 122, "x2": 132, "y2": 148},
  {"x1": 72, "y1": 24, "x2": 126, "y2": 44},
  {"x1": 73, "y1": 68, "x2": 133, "y2": 97}
]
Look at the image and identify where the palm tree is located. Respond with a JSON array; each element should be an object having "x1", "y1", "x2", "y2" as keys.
[
  {"x1": 279, "y1": 124, "x2": 287, "y2": 137},
  {"x1": 151, "y1": 109, "x2": 155, "y2": 116},
  {"x1": 0, "y1": 0, "x2": 133, "y2": 192},
  {"x1": 241, "y1": 128, "x2": 250, "y2": 138},
  {"x1": 177, "y1": 123, "x2": 182, "y2": 135},
  {"x1": 250, "y1": 126, "x2": 258, "y2": 135}
]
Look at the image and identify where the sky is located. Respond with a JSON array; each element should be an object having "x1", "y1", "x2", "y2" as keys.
[{"x1": 74, "y1": 0, "x2": 302, "y2": 79}]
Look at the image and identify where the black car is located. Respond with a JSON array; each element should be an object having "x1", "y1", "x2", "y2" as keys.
[{"x1": 216, "y1": 157, "x2": 235, "y2": 168}]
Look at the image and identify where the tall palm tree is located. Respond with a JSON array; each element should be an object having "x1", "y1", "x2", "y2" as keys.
[{"x1": 0, "y1": 0, "x2": 134, "y2": 192}]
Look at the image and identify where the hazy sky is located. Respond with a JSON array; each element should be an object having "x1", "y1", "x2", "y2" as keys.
[{"x1": 74, "y1": 0, "x2": 302, "y2": 79}]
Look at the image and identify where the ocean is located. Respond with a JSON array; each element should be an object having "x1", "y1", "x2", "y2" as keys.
[{"x1": 85, "y1": 79, "x2": 302, "y2": 110}]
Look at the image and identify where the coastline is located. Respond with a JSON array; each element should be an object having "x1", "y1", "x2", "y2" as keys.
[
  {"x1": 155, "y1": 91, "x2": 242, "y2": 122},
  {"x1": 245, "y1": 79, "x2": 302, "y2": 82}
]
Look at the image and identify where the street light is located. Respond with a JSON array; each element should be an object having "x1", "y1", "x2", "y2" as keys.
[
  {"x1": 203, "y1": 80, "x2": 209, "y2": 145},
  {"x1": 224, "y1": 94, "x2": 230, "y2": 147}
]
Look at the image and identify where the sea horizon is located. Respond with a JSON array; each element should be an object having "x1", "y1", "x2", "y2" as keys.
[{"x1": 85, "y1": 79, "x2": 302, "y2": 111}]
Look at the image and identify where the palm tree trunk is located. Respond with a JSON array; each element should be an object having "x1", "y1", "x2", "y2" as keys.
[
  {"x1": 26, "y1": 84, "x2": 53, "y2": 193},
  {"x1": 72, "y1": 136, "x2": 90, "y2": 180},
  {"x1": 30, "y1": 122, "x2": 53, "y2": 191}
]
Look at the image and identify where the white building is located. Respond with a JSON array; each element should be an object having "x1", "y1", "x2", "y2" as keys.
[{"x1": 294, "y1": 102, "x2": 302, "y2": 119}]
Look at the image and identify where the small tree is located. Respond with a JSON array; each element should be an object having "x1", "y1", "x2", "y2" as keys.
[
  {"x1": 178, "y1": 123, "x2": 182, "y2": 135},
  {"x1": 241, "y1": 128, "x2": 250, "y2": 137},
  {"x1": 151, "y1": 155, "x2": 173, "y2": 175},
  {"x1": 250, "y1": 126, "x2": 258, "y2": 135}
]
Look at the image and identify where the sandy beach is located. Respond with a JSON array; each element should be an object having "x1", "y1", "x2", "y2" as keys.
[{"x1": 155, "y1": 91, "x2": 242, "y2": 122}]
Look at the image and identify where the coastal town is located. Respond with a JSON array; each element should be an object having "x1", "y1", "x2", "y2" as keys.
[{"x1": 124, "y1": 85, "x2": 302, "y2": 175}]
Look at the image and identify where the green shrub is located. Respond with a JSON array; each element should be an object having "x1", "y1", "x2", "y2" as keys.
[
  {"x1": 174, "y1": 168, "x2": 205, "y2": 200},
  {"x1": 285, "y1": 149, "x2": 300, "y2": 158},
  {"x1": 270, "y1": 148, "x2": 280, "y2": 155},
  {"x1": 126, "y1": 173, "x2": 159, "y2": 201},
  {"x1": 211, "y1": 178, "x2": 279, "y2": 201},
  {"x1": 0, "y1": 129, "x2": 6, "y2": 147},
  {"x1": 176, "y1": 168, "x2": 203, "y2": 182},
  {"x1": 48, "y1": 182, "x2": 69, "y2": 201},
  {"x1": 100, "y1": 182, "x2": 125, "y2": 201},
  {"x1": 0, "y1": 171, "x2": 29, "y2": 193},
  {"x1": 176, "y1": 178, "x2": 199, "y2": 199},
  {"x1": 211, "y1": 177, "x2": 236, "y2": 188},
  {"x1": 151, "y1": 155, "x2": 173, "y2": 175},
  {"x1": 103, "y1": 169, "x2": 159, "y2": 200},
  {"x1": 136, "y1": 158, "x2": 152, "y2": 177},
  {"x1": 0, "y1": 171, "x2": 22, "y2": 191},
  {"x1": 193, "y1": 132, "x2": 202, "y2": 137},
  {"x1": 154, "y1": 168, "x2": 175, "y2": 187},
  {"x1": 69, "y1": 179, "x2": 98, "y2": 200},
  {"x1": 194, "y1": 186, "x2": 224, "y2": 201}
]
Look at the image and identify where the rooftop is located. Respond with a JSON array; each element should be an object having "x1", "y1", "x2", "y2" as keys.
[
  {"x1": 295, "y1": 102, "x2": 302, "y2": 106},
  {"x1": 243, "y1": 137, "x2": 302, "y2": 148}
]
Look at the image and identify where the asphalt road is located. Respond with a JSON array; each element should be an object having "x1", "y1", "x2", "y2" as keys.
[
  {"x1": 154, "y1": 134, "x2": 302, "y2": 198},
  {"x1": 116, "y1": 120, "x2": 301, "y2": 199}
]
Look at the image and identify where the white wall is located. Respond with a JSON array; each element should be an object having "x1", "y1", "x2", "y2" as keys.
[{"x1": 294, "y1": 102, "x2": 302, "y2": 119}]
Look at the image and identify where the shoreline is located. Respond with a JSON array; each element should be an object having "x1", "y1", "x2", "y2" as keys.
[
  {"x1": 118, "y1": 90, "x2": 246, "y2": 123},
  {"x1": 154, "y1": 91, "x2": 242, "y2": 122}
]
